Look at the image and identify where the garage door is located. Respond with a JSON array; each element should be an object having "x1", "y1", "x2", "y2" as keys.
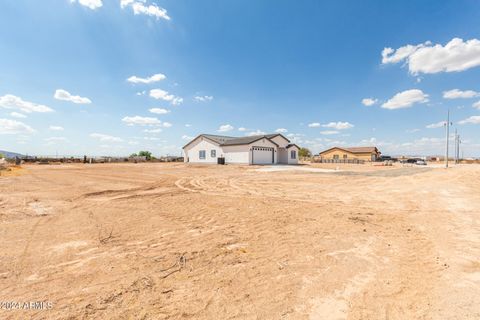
[{"x1": 252, "y1": 146, "x2": 274, "y2": 164}]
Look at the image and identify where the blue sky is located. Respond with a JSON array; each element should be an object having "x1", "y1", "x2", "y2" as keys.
[{"x1": 1, "y1": 0, "x2": 480, "y2": 157}]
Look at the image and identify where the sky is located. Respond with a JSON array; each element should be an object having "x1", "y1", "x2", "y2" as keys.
[{"x1": 1, "y1": 0, "x2": 480, "y2": 157}]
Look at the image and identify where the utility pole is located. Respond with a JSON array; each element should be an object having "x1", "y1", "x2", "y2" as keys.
[
  {"x1": 444, "y1": 109, "x2": 450, "y2": 168},
  {"x1": 454, "y1": 128, "x2": 458, "y2": 164},
  {"x1": 457, "y1": 135, "x2": 461, "y2": 163}
]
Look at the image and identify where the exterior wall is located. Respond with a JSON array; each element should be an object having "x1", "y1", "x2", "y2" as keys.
[
  {"x1": 183, "y1": 137, "x2": 223, "y2": 163},
  {"x1": 287, "y1": 146, "x2": 299, "y2": 164},
  {"x1": 353, "y1": 152, "x2": 378, "y2": 161},
  {"x1": 319, "y1": 148, "x2": 377, "y2": 161},
  {"x1": 222, "y1": 145, "x2": 250, "y2": 164},
  {"x1": 270, "y1": 135, "x2": 289, "y2": 148},
  {"x1": 278, "y1": 148, "x2": 288, "y2": 164},
  {"x1": 320, "y1": 148, "x2": 358, "y2": 160}
]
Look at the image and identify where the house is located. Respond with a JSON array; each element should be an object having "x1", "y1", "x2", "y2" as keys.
[
  {"x1": 318, "y1": 146, "x2": 381, "y2": 161},
  {"x1": 183, "y1": 133, "x2": 300, "y2": 165}
]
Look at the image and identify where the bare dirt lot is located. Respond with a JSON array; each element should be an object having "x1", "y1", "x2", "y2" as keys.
[{"x1": 1, "y1": 163, "x2": 479, "y2": 319}]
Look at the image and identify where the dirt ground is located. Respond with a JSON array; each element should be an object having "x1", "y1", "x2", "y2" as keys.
[{"x1": 0, "y1": 162, "x2": 479, "y2": 319}]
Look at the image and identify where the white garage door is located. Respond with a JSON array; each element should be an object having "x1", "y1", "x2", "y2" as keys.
[{"x1": 252, "y1": 147, "x2": 274, "y2": 164}]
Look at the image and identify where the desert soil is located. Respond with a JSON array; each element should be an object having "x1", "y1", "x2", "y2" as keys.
[{"x1": 0, "y1": 162, "x2": 479, "y2": 319}]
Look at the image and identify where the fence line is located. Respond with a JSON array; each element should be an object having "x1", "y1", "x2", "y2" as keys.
[{"x1": 311, "y1": 158, "x2": 365, "y2": 164}]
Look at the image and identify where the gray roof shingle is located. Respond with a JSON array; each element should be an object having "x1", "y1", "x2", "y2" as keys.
[{"x1": 183, "y1": 133, "x2": 289, "y2": 149}]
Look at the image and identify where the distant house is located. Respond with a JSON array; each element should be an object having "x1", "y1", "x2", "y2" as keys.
[
  {"x1": 318, "y1": 146, "x2": 381, "y2": 161},
  {"x1": 182, "y1": 134, "x2": 299, "y2": 165}
]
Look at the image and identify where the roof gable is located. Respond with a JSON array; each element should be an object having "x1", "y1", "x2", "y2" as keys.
[
  {"x1": 222, "y1": 135, "x2": 279, "y2": 147},
  {"x1": 183, "y1": 133, "x2": 293, "y2": 149},
  {"x1": 182, "y1": 134, "x2": 233, "y2": 149}
]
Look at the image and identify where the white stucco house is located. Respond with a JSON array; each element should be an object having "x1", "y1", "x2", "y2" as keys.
[{"x1": 182, "y1": 133, "x2": 300, "y2": 165}]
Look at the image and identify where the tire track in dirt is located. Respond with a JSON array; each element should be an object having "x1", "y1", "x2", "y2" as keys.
[{"x1": 175, "y1": 175, "x2": 385, "y2": 211}]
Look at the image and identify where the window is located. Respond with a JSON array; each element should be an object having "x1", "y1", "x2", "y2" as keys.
[
  {"x1": 211, "y1": 150, "x2": 216, "y2": 158},
  {"x1": 290, "y1": 150, "x2": 297, "y2": 159},
  {"x1": 199, "y1": 150, "x2": 206, "y2": 159},
  {"x1": 333, "y1": 154, "x2": 339, "y2": 160},
  {"x1": 343, "y1": 154, "x2": 348, "y2": 159}
]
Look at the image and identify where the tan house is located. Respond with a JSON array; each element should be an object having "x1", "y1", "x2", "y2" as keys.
[{"x1": 318, "y1": 146, "x2": 381, "y2": 161}]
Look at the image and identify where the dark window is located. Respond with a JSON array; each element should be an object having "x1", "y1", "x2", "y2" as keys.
[
  {"x1": 343, "y1": 154, "x2": 348, "y2": 159},
  {"x1": 211, "y1": 150, "x2": 216, "y2": 158},
  {"x1": 199, "y1": 150, "x2": 206, "y2": 159},
  {"x1": 290, "y1": 150, "x2": 297, "y2": 159},
  {"x1": 333, "y1": 154, "x2": 339, "y2": 160}
]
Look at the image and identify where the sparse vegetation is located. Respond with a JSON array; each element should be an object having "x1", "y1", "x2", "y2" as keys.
[
  {"x1": 299, "y1": 147, "x2": 312, "y2": 158},
  {"x1": 138, "y1": 151, "x2": 153, "y2": 161},
  {"x1": 0, "y1": 153, "x2": 4, "y2": 159}
]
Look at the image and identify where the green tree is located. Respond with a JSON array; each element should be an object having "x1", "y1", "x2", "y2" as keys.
[
  {"x1": 129, "y1": 153, "x2": 138, "y2": 158},
  {"x1": 298, "y1": 147, "x2": 312, "y2": 158},
  {"x1": 138, "y1": 151, "x2": 152, "y2": 160},
  {"x1": 0, "y1": 153, "x2": 4, "y2": 159}
]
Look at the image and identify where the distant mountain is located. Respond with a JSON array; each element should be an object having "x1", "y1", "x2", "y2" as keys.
[{"x1": 0, "y1": 150, "x2": 24, "y2": 159}]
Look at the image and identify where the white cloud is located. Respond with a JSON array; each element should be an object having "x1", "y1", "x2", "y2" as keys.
[
  {"x1": 99, "y1": 144, "x2": 126, "y2": 150},
  {"x1": 54, "y1": 89, "x2": 92, "y2": 104},
  {"x1": 238, "y1": 127, "x2": 247, "y2": 131},
  {"x1": 473, "y1": 101, "x2": 480, "y2": 109},
  {"x1": 194, "y1": 95, "x2": 213, "y2": 102},
  {"x1": 185, "y1": 124, "x2": 191, "y2": 127},
  {"x1": 71, "y1": 0, "x2": 103, "y2": 10},
  {"x1": 9, "y1": 112, "x2": 26, "y2": 118},
  {"x1": 320, "y1": 130, "x2": 339, "y2": 135},
  {"x1": 143, "y1": 128, "x2": 162, "y2": 133},
  {"x1": 127, "y1": 73, "x2": 166, "y2": 84},
  {"x1": 382, "y1": 38, "x2": 480, "y2": 74},
  {"x1": 44, "y1": 136, "x2": 68, "y2": 146},
  {"x1": 458, "y1": 116, "x2": 480, "y2": 125},
  {"x1": 122, "y1": 116, "x2": 161, "y2": 126},
  {"x1": 247, "y1": 130, "x2": 266, "y2": 136},
  {"x1": 275, "y1": 128, "x2": 288, "y2": 133},
  {"x1": 308, "y1": 122, "x2": 320, "y2": 128},
  {"x1": 121, "y1": 1, "x2": 170, "y2": 20},
  {"x1": 149, "y1": 89, "x2": 183, "y2": 105},
  {"x1": 120, "y1": 0, "x2": 134, "y2": 8},
  {"x1": 49, "y1": 126, "x2": 64, "y2": 131},
  {"x1": 0, "y1": 94, "x2": 53, "y2": 113},
  {"x1": 182, "y1": 135, "x2": 194, "y2": 140},
  {"x1": 218, "y1": 124, "x2": 234, "y2": 132},
  {"x1": 286, "y1": 133, "x2": 305, "y2": 144},
  {"x1": 143, "y1": 136, "x2": 160, "y2": 141},
  {"x1": 45, "y1": 137, "x2": 68, "y2": 142},
  {"x1": 149, "y1": 107, "x2": 170, "y2": 114},
  {"x1": 443, "y1": 89, "x2": 479, "y2": 99},
  {"x1": 90, "y1": 133, "x2": 123, "y2": 142},
  {"x1": 322, "y1": 121, "x2": 354, "y2": 130},
  {"x1": 362, "y1": 98, "x2": 378, "y2": 106},
  {"x1": 426, "y1": 121, "x2": 446, "y2": 129},
  {"x1": 382, "y1": 43, "x2": 427, "y2": 64},
  {"x1": 382, "y1": 89, "x2": 429, "y2": 109},
  {"x1": 0, "y1": 118, "x2": 35, "y2": 134},
  {"x1": 162, "y1": 122, "x2": 172, "y2": 128},
  {"x1": 406, "y1": 128, "x2": 420, "y2": 133}
]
